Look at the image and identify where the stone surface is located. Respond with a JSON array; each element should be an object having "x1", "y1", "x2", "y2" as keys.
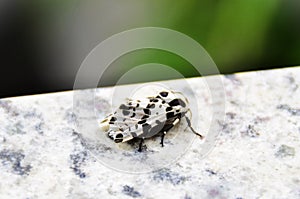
[{"x1": 0, "y1": 67, "x2": 299, "y2": 198}]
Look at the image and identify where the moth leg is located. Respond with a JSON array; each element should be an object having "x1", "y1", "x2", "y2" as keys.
[
  {"x1": 184, "y1": 116, "x2": 204, "y2": 139},
  {"x1": 160, "y1": 131, "x2": 167, "y2": 147},
  {"x1": 138, "y1": 138, "x2": 144, "y2": 152}
]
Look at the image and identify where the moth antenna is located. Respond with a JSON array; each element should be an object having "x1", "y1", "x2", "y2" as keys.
[
  {"x1": 183, "y1": 109, "x2": 192, "y2": 132},
  {"x1": 184, "y1": 109, "x2": 204, "y2": 139}
]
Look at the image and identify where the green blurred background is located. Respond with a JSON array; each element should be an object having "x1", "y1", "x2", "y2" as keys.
[{"x1": 0, "y1": 0, "x2": 299, "y2": 97}]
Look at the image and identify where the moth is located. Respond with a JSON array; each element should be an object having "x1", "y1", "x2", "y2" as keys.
[{"x1": 100, "y1": 90, "x2": 203, "y2": 152}]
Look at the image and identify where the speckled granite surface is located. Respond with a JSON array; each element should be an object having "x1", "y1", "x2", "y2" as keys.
[{"x1": 0, "y1": 67, "x2": 299, "y2": 198}]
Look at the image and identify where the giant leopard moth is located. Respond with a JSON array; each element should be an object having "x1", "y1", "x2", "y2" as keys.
[{"x1": 100, "y1": 90, "x2": 203, "y2": 152}]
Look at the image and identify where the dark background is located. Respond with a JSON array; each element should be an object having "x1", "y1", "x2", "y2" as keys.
[{"x1": 0, "y1": 1, "x2": 299, "y2": 98}]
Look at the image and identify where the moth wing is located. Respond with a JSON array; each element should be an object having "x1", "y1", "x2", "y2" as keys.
[{"x1": 102, "y1": 97, "x2": 171, "y2": 134}]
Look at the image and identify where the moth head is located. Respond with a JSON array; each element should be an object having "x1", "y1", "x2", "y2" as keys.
[{"x1": 108, "y1": 130, "x2": 133, "y2": 143}]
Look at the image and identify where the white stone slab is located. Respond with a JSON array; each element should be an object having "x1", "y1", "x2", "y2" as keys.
[{"x1": 0, "y1": 67, "x2": 299, "y2": 198}]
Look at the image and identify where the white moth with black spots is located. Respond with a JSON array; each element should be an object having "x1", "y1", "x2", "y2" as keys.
[{"x1": 100, "y1": 90, "x2": 203, "y2": 152}]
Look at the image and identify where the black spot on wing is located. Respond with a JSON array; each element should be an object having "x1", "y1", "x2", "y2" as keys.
[
  {"x1": 160, "y1": 91, "x2": 169, "y2": 97},
  {"x1": 119, "y1": 104, "x2": 130, "y2": 110},
  {"x1": 138, "y1": 120, "x2": 146, "y2": 124},
  {"x1": 119, "y1": 104, "x2": 131, "y2": 115},
  {"x1": 122, "y1": 110, "x2": 130, "y2": 116},
  {"x1": 109, "y1": 116, "x2": 117, "y2": 124},
  {"x1": 115, "y1": 133, "x2": 123, "y2": 143},
  {"x1": 110, "y1": 117, "x2": 117, "y2": 121},
  {"x1": 143, "y1": 109, "x2": 151, "y2": 115},
  {"x1": 141, "y1": 115, "x2": 149, "y2": 120},
  {"x1": 130, "y1": 113, "x2": 136, "y2": 118},
  {"x1": 169, "y1": 99, "x2": 186, "y2": 107},
  {"x1": 146, "y1": 104, "x2": 155, "y2": 109},
  {"x1": 150, "y1": 98, "x2": 161, "y2": 102},
  {"x1": 166, "y1": 107, "x2": 173, "y2": 112}
]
